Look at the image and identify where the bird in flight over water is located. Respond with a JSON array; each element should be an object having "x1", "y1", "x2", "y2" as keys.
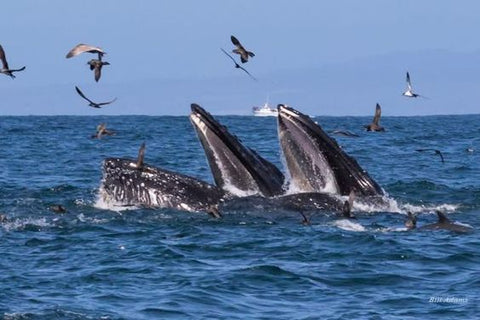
[
  {"x1": 220, "y1": 48, "x2": 256, "y2": 80},
  {"x1": 416, "y1": 148, "x2": 444, "y2": 163},
  {"x1": 0, "y1": 45, "x2": 26, "y2": 79},
  {"x1": 230, "y1": 35, "x2": 255, "y2": 63},
  {"x1": 364, "y1": 103, "x2": 385, "y2": 132},
  {"x1": 403, "y1": 72, "x2": 426, "y2": 98},
  {"x1": 75, "y1": 86, "x2": 117, "y2": 108},
  {"x1": 66, "y1": 43, "x2": 110, "y2": 82}
]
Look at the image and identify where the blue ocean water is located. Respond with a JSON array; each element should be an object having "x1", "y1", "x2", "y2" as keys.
[{"x1": 0, "y1": 114, "x2": 479, "y2": 319}]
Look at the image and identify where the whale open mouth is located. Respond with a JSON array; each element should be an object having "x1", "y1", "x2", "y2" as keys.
[
  {"x1": 277, "y1": 104, "x2": 383, "y2": 196},
  {"x1": 190, "y1": 103, "x2": 285, "y2": 197}
]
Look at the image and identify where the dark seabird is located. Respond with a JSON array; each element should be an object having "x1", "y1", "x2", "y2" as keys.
[
  {"x1": 75, "y1": 86, "x2": 117, "y2": 108},
  {"x1": 220, "y1": 48, "x2": 256, "y2": 80},
  {"x1": 88, "y1": 56, "x2": 110, "y2": 82},
  {"x1": 402, "y1": 72, "x2": 425, "y2": 98},
  {"x1": 206, "y1": 205, "x2": 222, "y2": 219},
  {"x1": 230, "y1": 35, "x2": 255, "y2": 63},
  {"x1": 340, "y1": 190, "x2": 356, "y2": 219},
  {"x1": 66, "y1": 44, "x2": 109, "y2": 82},
  {"x1": 364, "y1": 103, "x2": 385, "y2": 132},
  {"x1": 92, "y1": 123, "x2": 115, "y2": 139},
  {"x1": 416, "y1": 148, "x2": 444, "y2": 163},
  {"x1": 404, "y1": 212, "x2": 417, "y2": 230},
  {"x1": 50, "y1": 205, "x2": 67, "y2": 213},
  {"x1": 329, "y1": 130, "x2": 359, "y2": 138},
  {"x1": 0, "y1": 45, "x2": 26, "y2": 79}
]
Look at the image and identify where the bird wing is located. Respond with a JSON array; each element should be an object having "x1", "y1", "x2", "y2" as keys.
[
  {"x1": 230, "y1": 35, "x2": 241, "y2": 47},
  {"x1": 10, "y1": 66, "x2": 26, "y2": 73},
  {"x1": 75, "y1": 86, "x2": 96, "y2": 104},
  {"x1": 373, "y1": 103, "x2": 381, "y2": 125},
  {"x1": 435, "y1": 150, "x2": 445, "y2": 163},
  {"x1": 66, "y1": 44, "x2": 105, "y2": 58},
  {"x1": 97, "y1": 97, "x2": 117, "y2": 106},
  {"x1": 221, "y1": 48, "x2": 237, "y2": 64},
  {"x1": 238, "y1": 65, "x2": 257, "y2": 80},
  {"x1": 406, "y1": 72, "x2": 413, "y2": 90},
  {"x1": 0, "y1": 45, "x2": 9, "y2": 69}
]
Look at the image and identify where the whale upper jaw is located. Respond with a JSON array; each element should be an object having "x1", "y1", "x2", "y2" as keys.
[
  {"x1": 277, "y1": 104, "x2": 384, "y2": 197},
  {"x1": 101, "y1": 158, "x2": 225, "y2": 212},
  {"x1": 190, "y1": 103, "x2": 285, "y2": 197}
]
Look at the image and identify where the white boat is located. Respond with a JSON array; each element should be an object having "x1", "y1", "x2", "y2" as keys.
[{"x1": 252, "y1": 103, "x2": 278, "y2": 117}]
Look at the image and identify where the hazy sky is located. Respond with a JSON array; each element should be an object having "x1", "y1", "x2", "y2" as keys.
[{"x1": 1, "y1": 1, "x2": 480, "y2": 116}]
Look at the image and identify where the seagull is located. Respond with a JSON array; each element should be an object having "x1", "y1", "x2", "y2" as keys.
[
  {"x1": 364, "y1": 103, "x2": 385, "y2": 132},
  {"x1": 220, "y1": 48, "x2": 256, "y2": 80},
  {"x1": 75, "y1": 86, "x2": 117, "y2": 108},
  {"x1": 66, "y1": 44, "x2": 109, "y2": 82},
  {"x1": 230, "y1": 35, "x2": 255, "y2": 63},
  {"x1": 92, "y1": 123, "x2": 115, "y2": 139},
  {"x1": 0, "y1": 45, "x2": 26, "y2": 79},
  {"x1": 416, "y1": 148, "x2": 444, "y2": 163},
  {"x1": 402, "y1": 72, "x2": 425, "y2": 98}
]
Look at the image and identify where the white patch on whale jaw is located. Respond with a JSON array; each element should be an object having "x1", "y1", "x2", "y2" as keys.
[
  {"x1": 191, "y1": 113, "x2": 261, "y2": 197},
  {"x1": 279, "y1": 112, "x2": 339, "y2": 195},
  {"x1": 99, "y1": 158, "x2": 224, "y2": 213}
]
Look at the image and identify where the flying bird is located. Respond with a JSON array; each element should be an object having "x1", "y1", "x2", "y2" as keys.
[
  {"x1": 402, "y1": 72, "x2": 425, "y2": 98},
  {"x1": 66, "y1": 43, "x2": 110, "y2": 82},
  {"x1": 364, "y1": 103, "x2": 385, "y2": 132},
  {"x1": 92, "y1": 123, "x2": 115, "y2": 139},
  {"x1": 0, "y1": 45, "x2": 26, "y2": 79},
  {"x1": 66, "y1": 43, "x2": 105, "y2": 58},
  {"x1": 230, "y1": 35, "x2": 255, "y2": 63},
  {"x1": 416, "y1": 148, "x2": 444, "y2": 163},
  {"x1": 220, "y1": 48, "x2": 256, "y2": 80},
  {"x1": 88, "y1": 57, "x2": 110, "y2": 82},
  {"x1": 75, "y1": 86, "x2": 117, "y2": 108}
]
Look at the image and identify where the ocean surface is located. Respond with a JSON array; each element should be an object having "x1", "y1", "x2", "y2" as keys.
[{"x1": 0, "y1": 114, "x2": 478, "y2": 319}]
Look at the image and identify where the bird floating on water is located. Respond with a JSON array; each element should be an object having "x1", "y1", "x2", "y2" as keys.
[
  {"x1": 66, "y1": 43, "x2": 109, "y2": 82},
  {"x1": 230, "y1": 35, "x2": 255, "y2": 63},
  {"x1": 402, "y1": 72, "x2": 426, "y2": 98},
  {"x1": 0, "y1": 45, "x2": 26, "y2": 79},
  {"x1": 92, "y1": 123, "x2": 115, "y2": 139},
  {"x1": 75, "y1": 86, "x2": 116, "y2": 108},
  {"x1": 220, "y1": 48, "x2": 256, "y2": 80},
  {"x1": 364, "y1": 103, "x2": 385, "y2": 132}
]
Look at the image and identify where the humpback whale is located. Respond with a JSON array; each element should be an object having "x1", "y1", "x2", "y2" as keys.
[
  {"x1": 101, "y1": 154, "x2": 226, "y2": 213},
  {"x1": 100, "y1": 104, "x2": 386, "y2": 215},
  {"x1": 190, "y1": 103, "x2": 285, "y2": 197},
  {"x1": 277, "y1": 104, "x2": 384, "y2": 197}
]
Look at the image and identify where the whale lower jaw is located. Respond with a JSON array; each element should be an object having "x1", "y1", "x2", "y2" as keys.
[{"x1": 101, "y1": 158, "x2": 225, "y2": 212}]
